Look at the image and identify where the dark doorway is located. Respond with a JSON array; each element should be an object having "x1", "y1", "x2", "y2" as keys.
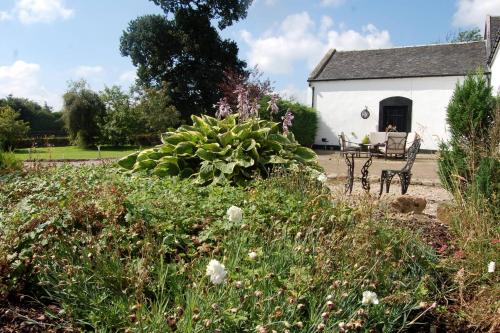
[{"x1": 378, "y1": 97, "x2": 412, "y2": 132}]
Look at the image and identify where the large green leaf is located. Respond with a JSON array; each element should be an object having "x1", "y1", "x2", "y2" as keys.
[
  {"x1": 195, "y1": 148, "x2": 218, "y2": 161},
  {"x1": 153, "y1": 162, "x2": 179, "y2": 177},
  {"x1": 214, "y1": 161, "x2": 238, "y2": 174},
  {"x1": 268, "y1": 134, "x2": 292, "y2": 146},
  {"x1": 117, "y1": 152, "x2": 138, "y2": 170},
  {"x1": 218, "y1": 130, "x2": 236, "y2": 147},
  {"x1": 294, "y1": 146, "x2": 317, "y2": 162},
  {"x1": 174, "y1": 142, "x2": 196, "y2": 156}
]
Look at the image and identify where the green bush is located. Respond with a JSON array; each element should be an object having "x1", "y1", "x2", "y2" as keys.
[
  {"x1": 438, "y1": 71, "x2": 497, "y2": 193},
  {"x1": 473, "y1": 156, "x2": 499, "y2": 206},
  {"x1": 0, "y1": 150, "x2": 22, "y2": 173},
  {"x1": 439, "y1": 72, "x2": 495, "y2": 185},
  {"x1": 259, "y1": 97, "x2": 318, "y2": 146},
  {"x1": 118, "y1": 114, "x2": 319, "y2": 185},
  {"x1": 0, "y1": 106, "x2": 30, "y2": 150}
]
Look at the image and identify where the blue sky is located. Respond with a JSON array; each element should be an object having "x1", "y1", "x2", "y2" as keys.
[{"x1": 0, "y1": 0, "x2": 499, "y2": 110}]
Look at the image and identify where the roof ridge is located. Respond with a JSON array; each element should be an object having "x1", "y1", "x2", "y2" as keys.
[
  {"x1": 309, "y1": 49, "x2": 336, "y2": 80},
  {"x1": 334, "y1": 40, "x2": 485, "y2": 53}
]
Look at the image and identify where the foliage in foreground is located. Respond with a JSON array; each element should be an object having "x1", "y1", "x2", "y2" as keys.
[
  {"x1": 0, "y1": 166, "x2": 441, "y2": 332},
  {"x1": 118, "y1": 114, "x2": 318, "y2": 185}
]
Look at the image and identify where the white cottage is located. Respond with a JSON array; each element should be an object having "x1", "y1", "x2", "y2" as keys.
[{"x1": 308, "y1": 16, "x2": 500, "y2": 151}]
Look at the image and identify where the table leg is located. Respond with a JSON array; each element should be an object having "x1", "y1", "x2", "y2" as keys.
[
  {"x1": 344, "y1": 153, "x2": 354, "y2": 194},
  {"x1": 361, "y1": 155, "x2": 372, "y2": 192}
]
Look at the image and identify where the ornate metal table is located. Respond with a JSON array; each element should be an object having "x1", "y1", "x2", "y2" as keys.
[{"x1": 343, "y1": 150, "x2": 375, "y2": 194}]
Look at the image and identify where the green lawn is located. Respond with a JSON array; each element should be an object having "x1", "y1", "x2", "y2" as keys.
[{"x1": 14, "y1": 145, "x2": 144, "y2": 160}]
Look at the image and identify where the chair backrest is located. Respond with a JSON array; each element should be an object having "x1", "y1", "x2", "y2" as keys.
[
  {"x1": 385, "y1": 132, "x2": 408, "y2": 154},
  {"x1": 401, "y1": 137, "x2": 421, "y2": 173},
  {"x1": 369, "y1": 132, "x2": 387, "y2": 145}
]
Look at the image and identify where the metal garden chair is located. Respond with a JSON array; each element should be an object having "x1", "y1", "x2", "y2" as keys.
[{"x1": 379, "y1": 136, "x2": 421, "y2": 196}]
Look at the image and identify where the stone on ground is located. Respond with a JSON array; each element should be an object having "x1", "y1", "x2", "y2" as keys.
[{"x1": 391, "y1": 195, "x2": 427, "y2": 214}]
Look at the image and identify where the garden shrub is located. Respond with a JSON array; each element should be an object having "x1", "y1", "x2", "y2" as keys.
[
  {"x1": 473, "y1": 156, "x2": 499, "y2": 206},
  {"x1": 260, "y1": 96, "x2": 318, "y2": 146},
  {"x1": 438, "y1": 72, "x2": 496, "y2": 191},
  {"x1": 0, "y1": 150, "x2": 22, "y2": 173},
  {"x1": 0, "y1": 106, "x2": 30, "y2": 150},
  {"x1": 118, "y1": 114, "x2": 319, "y2": 185}
]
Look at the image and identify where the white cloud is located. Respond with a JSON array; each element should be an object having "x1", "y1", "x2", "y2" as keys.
[
  {"x1": 73, "y1": 65, "x2": 104, "y2": 77},
  {"x1": 240, "y1": 12, "x2": 392, "y2": 75},
  {"x1": 279, "y1": 84, "x2": 308, "y2": 104},
  {"x1": 14, "y1": 0, "x2": 74, "y2": 24},
  {"x1": 320, "y1": 0, "x2": 346, "y2": 7},
  {"x1": 326, "y1": 24, "x2": 391, "y2": 50},
  {"x1": 118, "y1": 70, "x2": 137, "y2": 85},
  {"x1": 0, "y1": 11, "x2": 12, "y2": 21},
  {"x1": 0, "y1": 60, "x2": 61, "y2": 109},
  {"x1": 453, "y1": 0, "x2": 500, "y2": 29},
  {"x1": 264, "y1": 0, "x2": 279, "y2": 5}
]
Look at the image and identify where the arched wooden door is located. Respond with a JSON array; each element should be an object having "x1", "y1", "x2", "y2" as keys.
[{"x1": 378, "y1": 97, "x2": 412, "y2": 132}]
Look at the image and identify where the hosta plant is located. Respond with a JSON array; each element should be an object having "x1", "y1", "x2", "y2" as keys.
[{"x1": 118, "y1": 114, "x2": 319, "y2": 185}]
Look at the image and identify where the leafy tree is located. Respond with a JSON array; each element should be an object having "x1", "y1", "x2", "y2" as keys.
[
  {"x1": 99, "y1": 86, "x2": 144, "y2": 146},
  {"x1": 150, "y1": 0, "x2": 252, "y2": 29},
  {"x1": 119, "y1": 1, "x2": 248, "y2": 119},
  {"x1": 62, "y1": 80, "x2": 105, "y2": 148},
  {"x1": 0, "y1": 106, "x2": 29, "y2": 149},
  {"x1": 0, "y1": 96, "x2": 65, "y2": 135},
  {"x1": 447, "y1": 28, "x2": 482, "y2": 43},
  {"x1": 132, "y1": 82, "x2": 182, "y2": 133},
  {"x1": 219, "y1": 66, "x2": 272, "y2": 111}
]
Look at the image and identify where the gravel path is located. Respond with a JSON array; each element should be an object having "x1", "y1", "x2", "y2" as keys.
[{"x1": 327, "y1": 180, "x2": 452, "y2": 217}]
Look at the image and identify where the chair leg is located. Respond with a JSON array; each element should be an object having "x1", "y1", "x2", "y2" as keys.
[
  {"x1": 379, "y1": 172, "x2": 385, "y2": 197},
  {"x1": 385, "y1": 174, "x2": 394, "y2": 193},
  {"x1": 400, "y1": 172, "x2": 412, "y2": 195}
]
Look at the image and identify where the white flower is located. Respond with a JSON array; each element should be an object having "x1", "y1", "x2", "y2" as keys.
[
  {"x1": 488, "y1": 261, "x2": 495, "y2": 273},
  {"x1": 248, "y1": 251, "x2": 258, "y2": 260},
  {"x1": 206, "y1": 259, "x2": 227, "y2": 285},
  {"x1": 317, "y1": 173, "x2": 327, "y2": 183},
  {"x1": 226, "y1": 205, "x2": 243, "y2": 223},
  {"x1": 361, "y1": 291, "x2": 379, "y2": 305}
]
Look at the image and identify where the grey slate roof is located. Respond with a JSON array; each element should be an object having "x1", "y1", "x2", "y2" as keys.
[
  {"x1": 309, "y1": 41, "x2": 489, "y2": 81},
  {"x1": 488, "y1": 16, "x2": 500, "y2": 63}
]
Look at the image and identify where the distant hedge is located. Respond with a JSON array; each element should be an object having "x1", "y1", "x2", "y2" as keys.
[
  {"x1": 259, "y1": 97, "x2": 318, "y2": 146},
  {"x1": 17, "y1": 137, "x2": 70, "y2": 148}
]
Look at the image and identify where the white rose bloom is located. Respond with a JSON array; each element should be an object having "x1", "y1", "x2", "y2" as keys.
[
  {"x1": 206, "y1": 259, "x2": 227, "y2": 285},
  {"x1": 226, "y1": 205, "x2": 243, "y2": 223},
  {"x1": 317, "y1": 173, "x2": 327, "y2": 183},
  {"x1": 361, "y1": 291, "x2": 379, "y2": 305},
  {"x1": 488, "y1": 261, "x2": 495, "y2": 273},
  {"x1": 248, "y1": 251, "x2": 258, "y2": 260}
]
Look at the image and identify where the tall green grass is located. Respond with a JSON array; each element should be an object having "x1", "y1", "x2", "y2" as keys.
[{"x1": 0, "y1": 149, "x2": 22, "y2": 173}]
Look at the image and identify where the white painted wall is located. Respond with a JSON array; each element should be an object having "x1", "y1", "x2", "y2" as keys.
[
  {"x1": 490, "y1": 47, "x2": 500, "y2": 96},
  {"x1": 310, "y1": 75, "x2": 465, "y2": 150}
]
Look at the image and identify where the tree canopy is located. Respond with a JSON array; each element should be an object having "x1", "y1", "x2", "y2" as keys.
[
  {"x1": 0, "y1": 96, "x2": 64, "y2": 136},
  {"x1": 447, "y1": 28, "x2": 482, "y2": 43},
  {"x1": 150, "y1": 0, "x2": 252, "y2": 29},
  {"x1": 62, "y1": 80, "x2": 105, "y2": 148},
  {"x1": 120, "y1": 1, "x2": 248, "y2": 119},
  {"x1": 0, "y1": 106, "x2": 29, "y2": 150}
]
